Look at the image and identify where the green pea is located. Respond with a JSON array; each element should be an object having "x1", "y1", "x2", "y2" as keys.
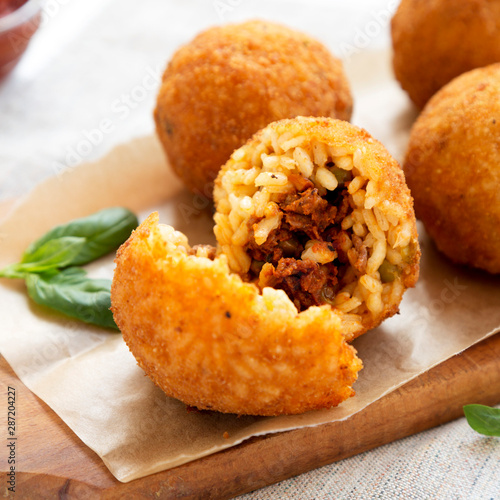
[
  {"x1": 401, "y1": 243, "x2": 416, "y2": 263},
  {"x1": 379, "y1": 259, "x2": 399, "y2": 283},
  {"x1": 331, "y1": 167, "x2": 352, "y2": 185}
]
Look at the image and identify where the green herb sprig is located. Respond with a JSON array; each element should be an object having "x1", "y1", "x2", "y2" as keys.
[
  {"x1": 463, "y1": 404, "x2": 500, "y2": 437},
  {"x1": 0, "y1": 207, "x2": 138, "y2": 330}
]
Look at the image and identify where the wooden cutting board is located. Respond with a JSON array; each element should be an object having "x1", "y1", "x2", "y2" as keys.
[{"x1": 2, "y1": 332, "x2": 499, "y2": 499}]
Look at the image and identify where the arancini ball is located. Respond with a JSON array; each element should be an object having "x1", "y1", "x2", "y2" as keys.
[
  {"x1": 154, "y1": 20, "x2": 353, "y2": 197},
  {"x1": 214, "y1": 117, "x2": 420, "y2": 342},
  {"x1": 392, "y1": 0, "x2": 500, "y2": 108},
  {"x1": 403, "y1": 63, "x2": 500, "y2": 274}
]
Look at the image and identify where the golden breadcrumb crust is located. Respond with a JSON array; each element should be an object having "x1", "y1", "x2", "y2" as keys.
[
  {"x1": 155, "y1": 20, "x2": 353, "y2": 196},
  {"x1": 112, "y1": 213, "x2": 362, "y2": 416},
  {"x1": 404, "y1": 64, "x2": 500, "y2": 274},
  {"x1": 392, "y1": 0, "x2": 500, "y2": 108}
]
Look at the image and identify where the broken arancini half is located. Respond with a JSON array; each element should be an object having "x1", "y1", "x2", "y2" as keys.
[
  {"x1": 112, "y1": 213, "x2": 361, "y2": 416},
  {"x1": 214, "y1": 117, "x2": 420, "y2": 342},
  {"x1": 111, "y1": 117, "x2": 420, "y2": 416}
]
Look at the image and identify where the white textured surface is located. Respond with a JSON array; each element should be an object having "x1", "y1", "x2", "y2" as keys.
[
  {"x1": 239, "y1": 418, "x2": 500, "y2": 499},
  {"x1": 0, "y1": 0, "x2": 398, "y2": 201},
  {"x1": 0, "y1": 0, "x2": 499, "y2": 497}
]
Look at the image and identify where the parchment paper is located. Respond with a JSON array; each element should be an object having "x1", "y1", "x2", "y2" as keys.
[{"x1": 0, "y1": 50, "x2": 499, "y2": 483}]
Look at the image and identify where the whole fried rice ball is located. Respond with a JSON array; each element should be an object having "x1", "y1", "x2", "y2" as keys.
[
  {"x1": 392, "y1": 0, "x2": 500, "y2": 108},
  {"x1": 403, "y1": 64, "x2": 500, "y2": 274},
  {"x1": 112, "y1": 117, "x2": 420, "y2": 416},
  {"x1": 154, "y1": 20, "x2": 353, "y2": 197}
]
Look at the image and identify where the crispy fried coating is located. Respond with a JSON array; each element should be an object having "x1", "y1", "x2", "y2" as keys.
[
  {"x1": 392, "y1": 0, "x2": 500, "y2": 108},
  {"x1": 111, "y1": 213, "x2": 362, "y2": 416},
  {"x1": 154, "y1": 20, "x2": 353, "y2": 197},
  {"x1": 404, "y1": 64, "x2": 500, "y2": 274}
]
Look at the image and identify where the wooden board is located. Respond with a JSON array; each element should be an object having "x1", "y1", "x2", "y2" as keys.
[{"x1": 1, "y1": 332, "x2": 499, "y2": 499}]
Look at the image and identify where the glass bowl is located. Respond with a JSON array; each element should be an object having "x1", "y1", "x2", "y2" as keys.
[{"x1": 0, "y1": 0, "x2": 41, "y2": 79}]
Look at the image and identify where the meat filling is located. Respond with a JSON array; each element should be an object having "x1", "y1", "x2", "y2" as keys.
[{"x1": 246, "y1": 175, "x2": 360, "y2": 311}]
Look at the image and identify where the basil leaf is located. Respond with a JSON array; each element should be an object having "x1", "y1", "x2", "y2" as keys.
[
  {"x1": 0, "y1": 265, "x2": 28, "y2": 279},
  {"x1": 25, "y1": 269, "x2": 118, "y2": 330},
  {"x1": 46, "y1": 266, "x2": 87, "y2": 283},
  {"x1": 1, "y1": 237, "x2": 85, "y2": 278},
  {"x1": 0, "y1": 207, "x2": 137, "y2": 331},
  {"x1": 19, "y1": 236, "x2": 86, "y2": 272},
  {"x1": 464, "y1": 404, "x2": 500, "y2": 437},
  {"x1": 24, "y1": 207, "x2": 138, "y2": 267}
]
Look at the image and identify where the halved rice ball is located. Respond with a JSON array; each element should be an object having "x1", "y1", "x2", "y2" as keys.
[
  {"x1": 214, "y1": 117, "x2": 420, "y2": 341},
  {"x1": 111, "y1": 213, "x2": 361, "y2": 416}
]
